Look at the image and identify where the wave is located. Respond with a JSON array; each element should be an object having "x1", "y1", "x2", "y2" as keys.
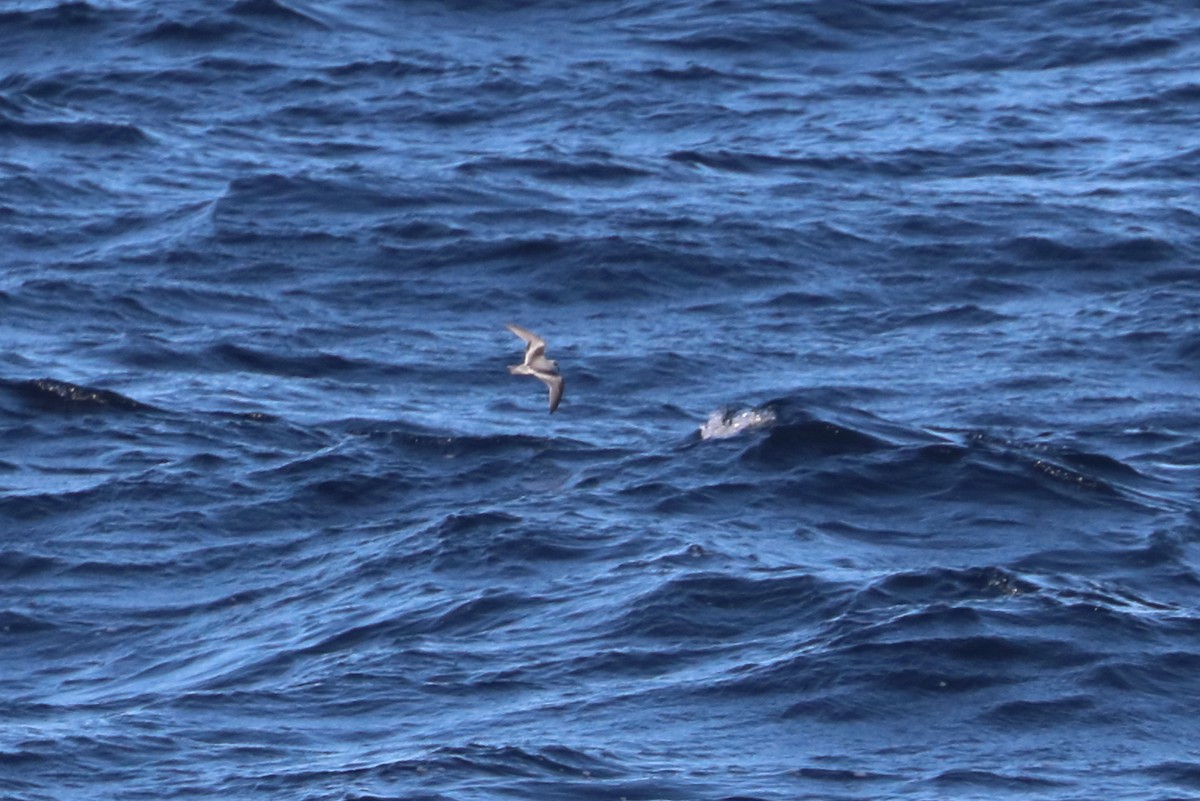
[
  {"x1": 0, "y1": 378, "x2": 157, "y2": 414},
  {"x1": 693, "y1": 395, "x2": 1171, "y2": 514},
  {"x1": 697, "y1": 406, "x2": 776, "y2": 440},
  {"x1": 456, "y1": 152, "x2": 654, "y2": 184},
  {"x1": 136, "y1": 0, "x2": 329, "y2": 44},
  {"x1": 134, "y1": 17, "x2": 246, "y2": 45},
  {"x1": 0, "y1": 113, "x2": 151, "y2": 147},
  {"x1": 963, "y1": 31, "x2": 1180, "y2": 72},
  {"x1": 227, "y1": 0, "x2": 329, "y2": 29},
  {"x1": 0, "y1": 1, "x2": 106, "y2": 32}
]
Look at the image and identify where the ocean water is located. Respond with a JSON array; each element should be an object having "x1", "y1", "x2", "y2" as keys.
[{"x1": 2, "y1": 1, "x2": 1199, "y2": 799}]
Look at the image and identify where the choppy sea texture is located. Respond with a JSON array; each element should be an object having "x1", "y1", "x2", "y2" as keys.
[{"x1": 2, "y1": 1, "x2": 1199, "y2": 799}]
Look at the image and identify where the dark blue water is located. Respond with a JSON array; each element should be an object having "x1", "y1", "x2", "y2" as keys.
[{"x1": 3, "y1": 1, "x2": 1199, "y2": 799}]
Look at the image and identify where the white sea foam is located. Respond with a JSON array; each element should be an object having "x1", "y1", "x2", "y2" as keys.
[{"x1": 698, "y1": 406, "x2": 777, "y2": 440}]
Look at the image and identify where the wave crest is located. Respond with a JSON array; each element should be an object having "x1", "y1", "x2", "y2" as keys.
[{"x1": 698, "y1": 406, "x2": 776, "y2": 440}]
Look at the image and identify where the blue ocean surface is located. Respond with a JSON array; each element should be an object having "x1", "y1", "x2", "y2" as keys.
[{"x1": 2, "y1": 1, "x2": 1199, "y2": 799}]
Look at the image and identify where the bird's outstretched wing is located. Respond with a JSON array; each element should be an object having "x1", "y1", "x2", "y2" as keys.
[
  {"x1": 541, "y1": 373, "x2": 564, "y2": 413},
  {"x1": 506, "y1": 323, "x2": 546, "y2": 363}
]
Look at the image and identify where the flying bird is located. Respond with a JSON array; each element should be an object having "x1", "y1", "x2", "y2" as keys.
[{"x1": 506, "y1": 324, "x2": 564, "y2": 413}]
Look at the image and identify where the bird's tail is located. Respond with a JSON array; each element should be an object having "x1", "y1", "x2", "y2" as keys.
[{"x1": 507, "y1": 364, "x2": 528, "y2": 375}]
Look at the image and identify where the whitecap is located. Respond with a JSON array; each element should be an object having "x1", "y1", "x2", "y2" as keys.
[{"x1": 698, "y1": 406, "x2": 776, "y2": 440}]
